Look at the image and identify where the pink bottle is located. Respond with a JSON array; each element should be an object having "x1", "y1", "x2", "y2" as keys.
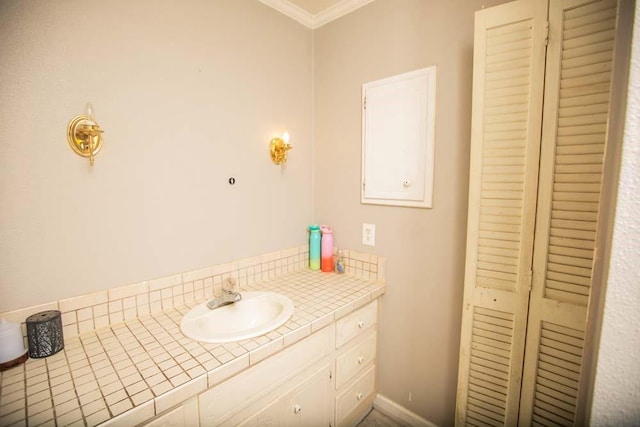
[{"x1": 320, "y1": 225, "x2": 333, "y2": 272}]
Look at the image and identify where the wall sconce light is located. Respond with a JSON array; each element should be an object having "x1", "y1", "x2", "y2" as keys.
[
  {"x1": 270, "y1": 131, "x2": 292, "y2": 165},
  {"x1": 67, "y1": 102, "x2": 104, "y2": 166}
]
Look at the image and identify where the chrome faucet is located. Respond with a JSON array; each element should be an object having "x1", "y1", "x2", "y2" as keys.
[
  {"x1": 207, "y1": 277, "x2": 242, "y2": 310},
  {"x1": 207, "y1": 290, "x2": 241, "y2": 310}
]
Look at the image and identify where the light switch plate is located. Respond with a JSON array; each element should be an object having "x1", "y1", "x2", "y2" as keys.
[{"x1": 362, "y1": 223, "x2": 376, "y2": 246}]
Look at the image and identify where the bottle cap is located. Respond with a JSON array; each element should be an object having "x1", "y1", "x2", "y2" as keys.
[{"x1": 309, "y1": 225, "x2": 320, "y2": 231}]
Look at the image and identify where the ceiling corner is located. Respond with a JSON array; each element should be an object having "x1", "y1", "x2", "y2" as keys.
[
  {"x1": 259, "y1": 0, "x2": 375, "y2": 29},
  {"x1": 258, "y1": 0, "x2": 315, "y2": 28},
  {"x1": 312, "y1": 0, "x2": 376, "y2": 28}
]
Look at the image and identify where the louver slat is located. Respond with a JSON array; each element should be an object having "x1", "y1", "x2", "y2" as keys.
[
  {"x1": 469, "y1": 391, "x2": 507, "y2": 411},
  {"x1": 470, "y1": 367, "x2": 509, "y2": 385},
  {"x1": 563, "y1": 30, "x2": 615, "y2": 51},
  {"x1": 547, "y1": 253, "x2": 592, "y2": 268},
  {"x1": 538, "y1": 360, "x2": 580, "y2": 383},
  {"x1": 557, "y1": 102, "x2": 608, "y2": 116},
  {"x1": 536, "y1": 383, "x2": 577, "y2": 409},
  {"x1": 553, "y1": 184, "x2": 601, "y2": 195},
  {"x1": 468, "y1": 410, "x2": 503, "y2": 427},
  {"x1": 548, "y1": 244, "x2": 594, "y2": 259},
  {"x1": 533, "y1": 407, "x2": 573, "y2": 426},
  {"x1": 536, "y1": 379, "x2": 578, "y2": 402},
  {"x1": 564, "y1": 0, "x2": 616, "y2": 18},
  {"x1": 535, "y1": 400, "x2": 575, "y2": 424},
  {"x1": 535, "y1": 382, "x2": 577, "y2": 407}
]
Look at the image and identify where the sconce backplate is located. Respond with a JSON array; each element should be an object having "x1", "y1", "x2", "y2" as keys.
[
  {"x1": 67, "y1": 115, "x2": 103, "y2": 159},
  {"x1": 270, "y1": 137, "x2": 292, "y2": 165}
]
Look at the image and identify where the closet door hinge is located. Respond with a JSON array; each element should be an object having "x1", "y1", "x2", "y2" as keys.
[
  {"x1": 527, "y1": 270, "x2": 533, "y2": 292},
  {"x1": 544, "y1": 21, "x2": 550, "y2": 46},
  {"x1": 363, "y1": 96, "x2": 367, "y2": 110}
]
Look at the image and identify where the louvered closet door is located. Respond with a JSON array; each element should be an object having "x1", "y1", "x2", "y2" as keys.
[
  {"x1": 455, "y1": 1, "x2": 548, "y2": 425},
  {"x1": 519, "y1": 0, "x2": 619, "y2": 425}
]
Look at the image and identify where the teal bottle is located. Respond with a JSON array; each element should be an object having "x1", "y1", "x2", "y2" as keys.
[{"x1": 309, "y1": 225, "x2": 321, "y2": 270}]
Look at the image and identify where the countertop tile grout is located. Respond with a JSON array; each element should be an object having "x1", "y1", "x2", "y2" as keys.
[{"x1": 0, "y1": 270, "x2": 385, "y2": 426}]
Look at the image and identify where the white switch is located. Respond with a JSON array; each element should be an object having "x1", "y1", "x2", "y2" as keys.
[{"x1": 362, "y1": 223, "x2": 376, "y2": 246}]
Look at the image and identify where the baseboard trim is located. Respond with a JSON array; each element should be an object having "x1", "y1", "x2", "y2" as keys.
[{"x1": 373, "y1": 394, "x2": 438, "y2": 427}]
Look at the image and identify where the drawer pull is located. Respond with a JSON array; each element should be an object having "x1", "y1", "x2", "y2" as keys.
[
  {"x1": 293, "y1": 404, "x2": 302, "y2": 414},
  {"x1": 357, "y1": 356, "x2": 365, "y2": 364},
  {"x1": 358, "y1": 321, "x2": 365, "y2": 329},
  {"x1": 356, "y1": 392, "x2": 364, "y2": 401}
]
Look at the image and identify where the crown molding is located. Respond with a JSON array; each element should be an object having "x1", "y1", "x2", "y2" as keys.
[
  {"x1": 258, "y1": 0, "x2": 375, "y2": 29},
  {"x1": 313, "y1": 0, "x2": 375, "y2": 28},
  {"x1": 258, "y1": 0, "x2": 315, "y2": 28}
]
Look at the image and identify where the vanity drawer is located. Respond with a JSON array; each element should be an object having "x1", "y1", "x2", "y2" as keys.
[
  {"x1": 335, "y1": 365, "x2": 376, "y2": 427},
  {"x1": 336, "y1": 300, "x2": 377, "y2": 348},
  {"x1": 336, "y1": 328, "x2": 376, "y2": 389}
]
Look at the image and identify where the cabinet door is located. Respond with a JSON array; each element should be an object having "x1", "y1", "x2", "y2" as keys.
[
  {"x1": 283, "y1": 363, "x2": 332, "y2": 427},
  {"x1": 239, "y1": 363, "x2": 332, "y2": 427},
  {"x1": 455, "y1": 1, "x2": 548, "y2": 425},
  {"x1": 237, "y1": 398, "x2": 281, "y2": 427},
  {"x1": 199, "y1": 327, "x2": 331, "y2": 425},
  {"x1": 519, "y1": 0, "x2": 620, "y2": 425},
  {"x1": 361, "y1": 67, "x2": 436, "y2": 208}
]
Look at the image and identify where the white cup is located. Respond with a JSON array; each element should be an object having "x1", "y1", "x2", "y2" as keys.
[{"x1": 0, "y1": 318, "x2": 27, "y2": 363}]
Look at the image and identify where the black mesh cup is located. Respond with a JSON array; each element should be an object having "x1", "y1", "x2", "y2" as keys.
[{"x1": 26, "y1": 310, "x2": 64, "y2": 358}]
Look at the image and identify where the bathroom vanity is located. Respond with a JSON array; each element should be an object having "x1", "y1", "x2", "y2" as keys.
[
  {"x1": 0, "y1": 253, "x2": 385, "y2": 427},
  {"x1": 149, "y1": 299, "x2": 379, "y2": 427}
]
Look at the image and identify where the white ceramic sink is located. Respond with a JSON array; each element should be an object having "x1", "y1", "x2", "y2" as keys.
[{"x1": 180, "y1": 291, "x2": 294, "y2": 343}]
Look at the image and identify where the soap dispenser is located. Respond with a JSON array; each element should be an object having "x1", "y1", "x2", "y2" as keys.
[{"x1": 335, "y1": 247, "x2": 345, "y2": 274}]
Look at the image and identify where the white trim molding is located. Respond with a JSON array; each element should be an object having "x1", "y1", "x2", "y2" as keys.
[
  {"x1": 373, "y1": 394, "x2": 437, "y2": 427},
  {"x1": 314, "y1": 0, "x2": 376, "y2": 28},
  {"x1": 257, "y1": 0, "x2": 315, "y2": 28},
  {"x1": 258, "y1": 0, "x2": 375, "y2": 29}
]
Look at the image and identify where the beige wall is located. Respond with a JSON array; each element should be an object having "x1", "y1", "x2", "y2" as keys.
[
  {"x1": 3, "y1": 0, "x2": 638, "y2": 425},
  {"x1": 313, "y1": 1, "x2": 507, "y2": 424},
  {"x1": 0, "y1": 0, "x2": 313, "y2": 311}
]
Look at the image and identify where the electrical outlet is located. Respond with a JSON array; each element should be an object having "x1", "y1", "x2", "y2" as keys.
[{"x1": 362, "y1": 223, "x2": 376, "y2": 246}]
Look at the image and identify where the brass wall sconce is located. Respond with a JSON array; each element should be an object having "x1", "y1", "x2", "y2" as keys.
[
  {"x1": 67, "y1": 103, "x2": 104, "y2": 166},
  {"x1": 269, "y1": 131, "x2": 292, "y2": 165}
]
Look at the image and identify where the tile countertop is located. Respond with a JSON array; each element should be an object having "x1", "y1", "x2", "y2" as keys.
[{"x1": 0, "y1": 270, "x2": 385, "y2": 427}]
